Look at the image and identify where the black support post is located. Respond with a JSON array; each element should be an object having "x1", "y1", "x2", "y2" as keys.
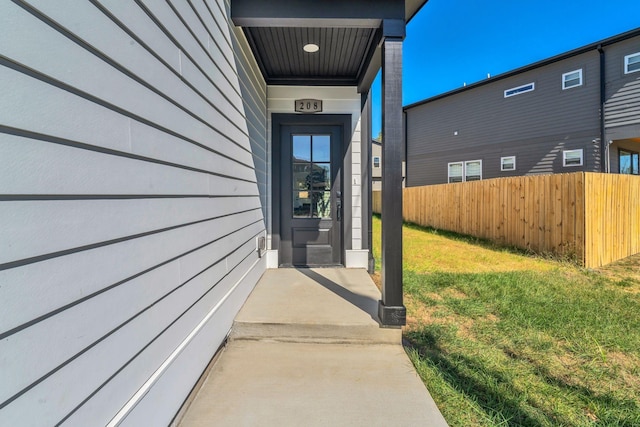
[{"x1": 378, "y1": 32, "x2": 406, "y2": 327}]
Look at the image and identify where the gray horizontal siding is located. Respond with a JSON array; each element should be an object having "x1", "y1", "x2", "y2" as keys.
[
  {"x1": 0, "y1": 0, "x2": 266, "y2": 425},
  {"x1": 604, "y1": 35, "x2": 640, "y2": 129},
  {"x1": 605, "y1": 37, "x2": 640, "y2": 129},
  {"x1": 407, "y1": 131, "x2": 600, "y2": 186},
  {"x1": 406, "y1": 49, "x2": 602, "y2": 186},
  {"x1": 230, "y1": 14, "x2": 268, "y2": 220}
]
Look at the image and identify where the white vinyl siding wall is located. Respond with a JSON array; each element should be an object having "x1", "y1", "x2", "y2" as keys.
[{"x1": 0, "y1": 1, "x2": 266, "y2": 426}]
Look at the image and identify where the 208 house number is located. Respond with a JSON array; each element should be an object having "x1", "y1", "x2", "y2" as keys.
[{"x1": 295, "y1": 99, "x2": 323, "y2": 113}]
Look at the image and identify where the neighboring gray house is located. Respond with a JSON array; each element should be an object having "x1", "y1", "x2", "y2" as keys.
[
  {"x1": 372, "y1": 138, "x2": 383, "y2": 191},
  {"x1": 405, "y1": 28, "x2": 640, "y2": 186},
  {"x1": 0, "y1": 0, "x2": 422, "y2": 425},
  {"x1": 372, "y1": 138, "x2": 405, "y2": 191}
]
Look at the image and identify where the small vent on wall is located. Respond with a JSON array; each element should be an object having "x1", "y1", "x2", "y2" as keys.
[{"x1": 256, "y1": 235, "x2": 266, "y2": 257}]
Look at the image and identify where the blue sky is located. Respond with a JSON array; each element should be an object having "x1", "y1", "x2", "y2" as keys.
[{"x1": 372, "y1": 0, "x2": 640, "y2": 137}]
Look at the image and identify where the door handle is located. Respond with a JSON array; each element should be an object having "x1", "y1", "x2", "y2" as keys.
[{"x1": 336, "y1": 191, "x2": 341, "y2": 221}]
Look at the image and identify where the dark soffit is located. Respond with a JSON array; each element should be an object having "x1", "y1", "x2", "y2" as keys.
[
  {"x1": 234, "y1": 0, "x2": 428, "y2": 87},
  {"x1": 245, "y1": 27, "x2": 378, "y2": 85}
]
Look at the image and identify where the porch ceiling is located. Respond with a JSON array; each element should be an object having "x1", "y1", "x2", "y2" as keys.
[
  {"x1": 231, "y1": 0, "x2": 428, "y2": 89},
  {"x1": 244, "y1": 27, "x2": 378, "y2": 86}
]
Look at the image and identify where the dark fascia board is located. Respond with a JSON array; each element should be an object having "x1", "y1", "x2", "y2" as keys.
[
  {"x1": 236, "y1": 18, "x2": 382, "y2": 28},
  {"x1": 406, "y1": 0, "x2": 429, "y2": 22},
  {"x1": 357, "y1": 46, "x2": 381, "y2": 93},
  {"x1": 264, "y1": 76, "x2": 359, "y2": 86},
  {"x1": 357, "y1": 29, "x2": 383, "y2": 93},
  {"x1": 358, "y1": 18, "x2": 407, "y2": 92},
  {"x1": 242, "y1": 27, "x2": 270, "y2": 87},
  {"x1": 404, "y1": 26, "x2": 640, "y2": 111},
  {"x1": 231, "y1": 0, "x2": 404, "y2": 27},
  {"x1": 355, "y1": 0, "x2": 425, "y2": 92}
]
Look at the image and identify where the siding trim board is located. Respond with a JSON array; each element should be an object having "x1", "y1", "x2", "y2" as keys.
[
  {"x1": 64, "y1": 248, "x2": 262, "y2": 426},
  {"x1": 103, "y1": 259, "x2": 262, "y2": 427},
  {"x1": 0, "y1": 194, "x2": 259, "y2": 202}
]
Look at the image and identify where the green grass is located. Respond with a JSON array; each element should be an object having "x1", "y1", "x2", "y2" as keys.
[{"x1": 372, "y1": 215, "x2": 640, "y2": 427}]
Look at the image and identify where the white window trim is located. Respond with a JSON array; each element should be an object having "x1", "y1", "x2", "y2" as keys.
[
  {"x1": 504, "y1": 82, "x2": 535, "y2": 98},
  {"x1": 464, "y1": 160, "x2": 482, "y2": 181},
  {"x1": 562, "y1": 69, "x2": 583, "y2": 90},
  {"x1": 563, "y1": 149, "x2": 584, "y2": 167},
  {"x1": 624, "y1": 52, "x2": 640, "y2": 74},
  {"x1": 373, "y1": 156, "x2": 380, "y2": 168},
  {"x1": 448, "y1": 160, "x2": 483, "y2": 182},
  {"x1": 500, "y1": 156, "x2": 516, "y2": 171},
  {"x1": 448, "y1": 161, "x2": 463, "y2": 183}
]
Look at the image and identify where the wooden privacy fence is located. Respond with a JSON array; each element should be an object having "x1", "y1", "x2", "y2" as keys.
[{"x1": 373, "y1": 172, "x2": 640, "y2": 268}]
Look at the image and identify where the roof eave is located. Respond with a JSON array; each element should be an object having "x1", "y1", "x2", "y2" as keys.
[{"x1": 404, "y1": 26, "x2": 640, "y2": 111}]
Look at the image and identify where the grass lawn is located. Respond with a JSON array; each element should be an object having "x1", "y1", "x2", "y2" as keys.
[{"x1": 371, "y1": 215, "x2": 640, "y2": 427}]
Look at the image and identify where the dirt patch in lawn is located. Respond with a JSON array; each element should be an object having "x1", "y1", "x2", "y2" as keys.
[{"x1": 596, "y1": 252, "x2": 640, "y2": 292}]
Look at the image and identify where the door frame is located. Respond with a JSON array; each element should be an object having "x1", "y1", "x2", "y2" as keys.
[{"x1": 272, "y1": 113, "x2": 352, "y2": 267}]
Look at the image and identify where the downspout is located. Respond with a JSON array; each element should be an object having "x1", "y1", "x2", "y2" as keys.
[{"x1": 598, "y1": 44, "x2": 607, "y2": 172}]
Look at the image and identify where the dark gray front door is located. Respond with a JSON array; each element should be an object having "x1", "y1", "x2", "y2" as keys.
[{"x1": 280, "y1": 125, "x2": 343, "y2": 266}]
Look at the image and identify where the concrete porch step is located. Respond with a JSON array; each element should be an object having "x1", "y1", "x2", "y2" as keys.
[
  {"x1": 230, "y1": 268, "x2": 401, "y2": 344},
  {"x1": 176, "y1": 268, "x2": 449, "y2": 427}
]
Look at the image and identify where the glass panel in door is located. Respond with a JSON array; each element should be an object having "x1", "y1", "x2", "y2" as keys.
[{"x1": 292, "y1": 134, "x2": 332, "y2": 218}]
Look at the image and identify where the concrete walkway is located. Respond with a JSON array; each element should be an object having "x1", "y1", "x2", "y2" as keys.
[{"x1": 177, "y1": 268, "x2": 448, "y2": 427}]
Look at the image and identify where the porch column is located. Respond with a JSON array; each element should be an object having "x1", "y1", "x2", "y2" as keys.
[{"x1": 378, "y1": 22, "x2": 406, "y2": 327}]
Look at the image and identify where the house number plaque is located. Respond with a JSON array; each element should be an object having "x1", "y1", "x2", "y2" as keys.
[{"x1": 295, "y1": 99, "x2": 323, "y2": 113}]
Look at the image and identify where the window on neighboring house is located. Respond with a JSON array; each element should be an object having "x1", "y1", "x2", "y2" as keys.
[
  {"x1": 448, "y1": 162, "x2": 463, "y2": 183},
  {"x1": 373, "y1": 156, "x2": 380, "y2": 168},
  {"x1": 562, "y1": 69, "x2": 583, "y2": 89},
  {"x1": 504, "y1": 82, "x2": 535, "y2": 98},
  {"x1": 448, "y1": 160, "x2": 483, "y2": 182},
  {"x1": 563, "y1": 149, "x2": 583, "y2": 167},
  {"x1": 465, "y1": 160, "x2": 482, "y2": 181},
  {"x1": 619, "y1": 149, "x2": 639, "y2": 175},
  {"x1": 625, "y1": 52, "x2": 640, "y2": 74},
  {"x1": 501, "y1": 156, "x2": 516, "y2": 171}
]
